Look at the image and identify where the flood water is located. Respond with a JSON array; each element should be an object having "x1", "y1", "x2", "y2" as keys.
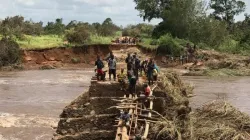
[
  {"x1": 0, "y1": 69, "x2": 93, "y2": 140},
  {"x1": 0, "y1": 70, "x2": 250, "y2": 140},
  {"x1": 182, "y1": 76, "x2": 250, "y2": 115}
]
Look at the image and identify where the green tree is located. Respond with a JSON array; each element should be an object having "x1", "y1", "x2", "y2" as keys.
[
  {"x1": 134, "y1": 0, "x2": 171, "y2": 21},
  {"x1": 44, "y1": 18, "x2": 65, "y2": 35},
  {"x1": 92, "y1": 22, "x2": 101, "y2": 34},
  {"x1": 66, "y1": 20, "x2": 78, "y2": 30},
  {"x1": 99, "y1": 18, "x2": 119, "y2": 36},
  {"x1": 0, "y1": 39, "x2": 20, "y2": 67},
  {"x1": 189, "y1": 17, "x2": 229, "y2": 46},
  {"x1": 65, "y1": 25, "x2": 90, "y2": 44},
  {"x1": 23, "y1": 20, "x2": 43, "y2": 36},
  {"x1": 210, "y1": 0, "x2": 246, "y2": 24},
  {"x1": 0, "y1": 16, "x2": 24, "y2": 40}
]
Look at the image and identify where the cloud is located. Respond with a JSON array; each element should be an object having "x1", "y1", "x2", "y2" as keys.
[
  {"x1": 16, "y1": 0, "x2": 36, "y2": 6},
  {"x1": 73, "y1": 0, "x2": 120, "y2": 6}
]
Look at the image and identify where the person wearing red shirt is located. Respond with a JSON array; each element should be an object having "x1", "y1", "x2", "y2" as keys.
[{"x1": 144, "y1": 84, "x2": 151, "y2": 97}]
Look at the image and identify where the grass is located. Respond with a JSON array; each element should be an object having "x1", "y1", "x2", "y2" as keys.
[
  {"x1": 138, "y1": 37, "x2": 158, "y2": 50},
  {"x1": 88, "y1": 34, "x2": 113, "y2": 45},
  {"x1": 17, "y1": 31, "x2": 123, "y2": 49},
  {"x1": 17, "y1": 35, "x2": 64, "y2": 49}
]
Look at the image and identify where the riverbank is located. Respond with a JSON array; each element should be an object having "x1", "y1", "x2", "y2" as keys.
[{"x1": 1, "y1": 44, "x2": 249, "y2": 77}]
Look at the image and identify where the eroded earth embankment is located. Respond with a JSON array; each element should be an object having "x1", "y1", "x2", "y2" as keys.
[{"x1": 21, "y1": 45, "x2": 148, "y2": 70}]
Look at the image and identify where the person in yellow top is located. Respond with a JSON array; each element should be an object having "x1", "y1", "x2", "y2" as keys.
[
  {"x1": 153, "y1": 68, "x2": 158, "y2": 82},
  {"x1": 117, "y1": 68, "x2": 127, "y2": 91}
]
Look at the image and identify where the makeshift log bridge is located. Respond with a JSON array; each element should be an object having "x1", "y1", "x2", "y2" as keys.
[{"x1": 114, "y1": 85, "x2": 157, "y2": 140}]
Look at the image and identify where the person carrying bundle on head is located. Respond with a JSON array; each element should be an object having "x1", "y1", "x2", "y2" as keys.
[{"x1": 117, "y1": 68, "x2": 127, "y2": 91}]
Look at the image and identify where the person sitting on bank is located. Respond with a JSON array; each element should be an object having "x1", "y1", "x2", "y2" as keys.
[
  {"x1": 117, "y1": 68, "x2": 127, "y2": 91},
  {"x1": 95, "y1": 55, "x2": 105, "y2": 81}
]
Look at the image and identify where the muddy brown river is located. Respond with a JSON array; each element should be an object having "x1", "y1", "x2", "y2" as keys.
[
  {"x1": 0, "y1": 69, "x2": 93, "y2": 140},
  {"x1": 182, "y1": 76, "x2": 250, "y2": 114},
  {"x1": 0, "y1": 70, "x2": 250, "y2": 140}
]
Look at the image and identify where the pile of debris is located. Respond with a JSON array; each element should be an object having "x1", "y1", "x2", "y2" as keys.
[{"x1": 148, "y1": 72, "x2": 250, "y2": 140}]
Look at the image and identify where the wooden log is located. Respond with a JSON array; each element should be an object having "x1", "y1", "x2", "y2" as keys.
[
  {"x1": 116, "y1": 106, "x2": 136, "y2": 109},
  {"x1": 115, "y1": 120, "x2": 129, "y2": 140},
  {"x1": 142, "y1": 85, "x2": 156, "y2": 139}
]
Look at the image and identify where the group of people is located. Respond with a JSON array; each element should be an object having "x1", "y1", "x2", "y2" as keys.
[
  {"x1": 94, "y1": 51, "x2": 159, "y2": 100},
  {"x1": 114, "y1": 36, "x2": 139, "y2": 45},
  {"x1": 95, "y1": 52, "x2": 117, "y2": 81}
]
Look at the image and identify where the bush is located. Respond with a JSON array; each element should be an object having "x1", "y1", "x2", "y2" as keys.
[
  {"x1": 150, "y1": 39, "x2": 159, "y2": 45},
  {"x1": 217, "y1": 38, "x2": 239, "y2": 53},
  {"x1": 0, "y1": 39, "x2": 20, "y2": 67},
  {"x1": 122, "y1": 29, "x2": 129, "y2": 36},
  {"x1": 65, "y1": 26, "x2": 90, "y2": 44},
  {"x1": 157, "y1": 34, "x2": 184, "y2": 56}
]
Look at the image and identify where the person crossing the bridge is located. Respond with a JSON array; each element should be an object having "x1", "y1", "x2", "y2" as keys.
[
  {"x1": 140, "y1": 59, "x2": 148, "y2": 76},
  {"x1": 153, "y1": 63, "x2": 159, "y2": 82},
  {"x1": 134, "y1": 84, "x2": 151, "y2": 109},
  {"x1": 128, "y1": 71, "x2": 137, "y2": 98},
  {"x1": 120, "y1": 109, "x2": 130, "y2": 127},
  {"x1": 125, "y1": 53, "x2": 133, "y2": 76},
  {"x1": 147, "y1": 58, "x2": 155, "y2": 85},
  {"x1": 117, "y1": 68, "x2": 127, "y2": 91},
  {"x1": 132, "y1": 53, "x2": 141, "y2": 80}
]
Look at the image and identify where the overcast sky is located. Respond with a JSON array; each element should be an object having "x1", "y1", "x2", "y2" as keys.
[{"x1": 0, "y1": 0, "x2": 249, "y2": 26}]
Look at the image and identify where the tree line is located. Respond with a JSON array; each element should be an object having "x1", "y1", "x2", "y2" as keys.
[
  {"x1": 134, "y1": 0, "x2": 250, "y2": 53},
  {"x1": 0, "y1": 0, "x2": 249, "y2": 53},
  {"x1": 0, "y1": 15, "x2": 155, "y2": 45}
]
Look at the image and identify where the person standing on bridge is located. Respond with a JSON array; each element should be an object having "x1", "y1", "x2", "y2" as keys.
[
  {"x1": 128, "y1": 71, "x2": 137, "y2": 97},
  {"x1": 95, "y1": 55, "x2": 105, "y2": 81},
  {"x1": 117, "y1": 68, "x2": 127, "y2": 91},
  {"x1": 147, "y1": 58, "x2": 155, "y2": 85},
  {"x1": 125, "y1": 53, "x2": 133, "y2": 76},
  {"x1": 140, "y1": 59, "x2": 148, "y2": 76},
  {"x1": 132, "y1": 53, "x2": 141, "y2": 81},
  {"x1": 108, "y1": 55, "x2": 117, "y2": 81}
]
